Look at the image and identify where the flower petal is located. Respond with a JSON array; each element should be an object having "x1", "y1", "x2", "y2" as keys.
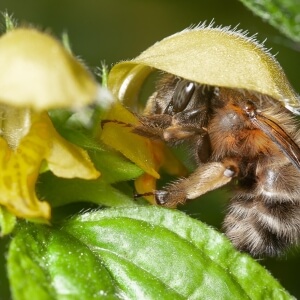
[
  {"x1": 101, "y1": 101, "x2": 187, "y2": 198},
  {"x1": 47, "y1": 134, "x2": 100, "y2": 180},
  {"x1": 0, "y1": 28, "x2": 97, "y2": 110},
  {"x1": 101, "y1": 101, "x2": 159, "y2": 178},
  {"x1": 108, "y1": 26, "x2": 300, "y2": 113},
  {"x1": 0, "y1": 124, "x2": 51, "y2": 219},
  {"x1": 0, "y1": 112, "x2": 99, "y2": 220},
  {"x1": 40, "y1": 112, "x2": 100, "y2": 179}
]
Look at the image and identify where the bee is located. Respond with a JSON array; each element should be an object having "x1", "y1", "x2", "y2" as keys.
[{"x1": 131, "y1": 73, "x2": 300, "y2": 257}]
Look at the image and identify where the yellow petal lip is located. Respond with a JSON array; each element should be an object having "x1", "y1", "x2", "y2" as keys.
[
  {"x1": 109, "y1": 25, "x2": 300, "y2": 113},
  {"x1": 0, "y1": 112, "x2": 100, "y2": 221},
  {"x1": 101, "y1": 101, "x2": 160, "y2": 178},
  {"x1": 0, "y1": 28, "x2": 98, "y2": 111}
]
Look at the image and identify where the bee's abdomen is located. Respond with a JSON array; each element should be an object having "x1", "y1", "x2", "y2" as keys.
[{"x1": 223, "y1": 193, "x2": 300, "y2": 256}]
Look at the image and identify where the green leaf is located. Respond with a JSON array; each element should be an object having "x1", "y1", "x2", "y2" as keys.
[
  {"x1": 36, "y1": 171, "x2": 137, "y2": 208},
  {"x1": 65, "y1": 207, "x2": 293, "y2": 299},
  {"x1": 44, "y1": 108, "x2": 143, "y2": 209},
  {"x1": 8, "y1": 207, "x2": 293, "y2": 299},
  {"x1": 239, "y1": 0, "x2": 300, "y2": 42},
  {"x1": 8, "y1": 225, "x2": 57, "y2": 300},
  {"x1": 0, "y1": 206, "x2": 16, "y2": 235},
  {"x1": 88, "y1": 148, "x2": 144, "y2": 184},
  {"x1": 8, "y1": 223, "x2": 118, "y2": 300}
]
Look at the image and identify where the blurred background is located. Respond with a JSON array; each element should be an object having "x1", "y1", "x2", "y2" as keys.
[{"x1": 0, "y1": 0, "x2": 299, "y2": 299}]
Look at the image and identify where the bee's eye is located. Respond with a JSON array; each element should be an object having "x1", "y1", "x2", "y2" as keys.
[{"x1": 172, "y1": 80, "x2": 195, "y2": 113}]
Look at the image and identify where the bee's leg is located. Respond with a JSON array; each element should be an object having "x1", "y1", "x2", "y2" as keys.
[
  {"x1": 132, "y1": 114, "x2": 173, "y2": 140},
  {"x1": 101, "y1": 114, "x2": 173, "y2": 140},
  {"x1": 154, "y1": 158, "x2": 239, "y2": 207},
  {"x1": 162, "y1": 124, "x2": 207, "y2": 144},
  {"x1": 134, "y1": 107, "x2": 209, "y2": 144},
  {"x1": 101, "y1": 119, "x2": 134, "y2": 128},
  {"x1": 137, "y1": 123, "x2": 208, "y2": 145}
]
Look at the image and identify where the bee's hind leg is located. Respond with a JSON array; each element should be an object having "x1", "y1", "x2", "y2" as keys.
[{"x1": 153, "y1": 159, "x2": 239, "y2": 207}]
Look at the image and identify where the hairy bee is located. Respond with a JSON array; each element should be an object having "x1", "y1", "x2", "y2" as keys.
[{"x1": 132, "y1": 73, "x2": 300, "y2": 257}]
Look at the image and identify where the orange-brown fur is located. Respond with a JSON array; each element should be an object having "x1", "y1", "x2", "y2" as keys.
[{"x1": 132, "y1": 73, "x2": 300, "y2": 256}]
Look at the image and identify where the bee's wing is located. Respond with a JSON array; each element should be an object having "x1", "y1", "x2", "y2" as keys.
[{"x1": 252, "y1": 114, "x2": 300, "y2": 171}]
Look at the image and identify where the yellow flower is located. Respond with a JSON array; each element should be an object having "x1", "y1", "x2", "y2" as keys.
[
  {"x1": 101, "y1": 101, "x2": 187, "y2": 204},
  {"x1": 103, "y1": 25, "x2": 299, "y2": 200},
  {"x1": 0, "y1": 28, "x2": 100, "y2": 223},
  {"x1": 108, "y1": 25, "x2": 299, "y2": 111},
  {"x1": 0, "y1": 28, "x2": 96, "y2": 110}
]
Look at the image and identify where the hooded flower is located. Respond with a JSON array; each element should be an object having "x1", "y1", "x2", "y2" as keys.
[
  {"x1": 103, "y1": 24, "x2": 300, "y2": 200},
  {"x1": 0, "y1": 28, "x2": 100, "y2": 225}
]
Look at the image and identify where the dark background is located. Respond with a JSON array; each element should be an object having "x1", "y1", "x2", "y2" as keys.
[{"x1": 0, "y1": 0, "x2": 299, "y2": 299}]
